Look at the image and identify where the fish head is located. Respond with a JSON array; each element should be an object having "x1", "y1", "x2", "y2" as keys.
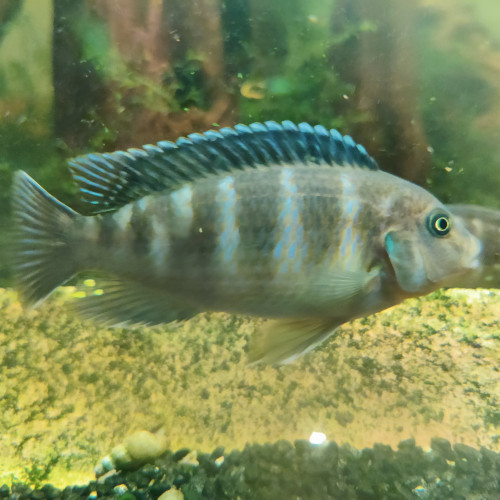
[{"x1": 383, "y1": 190, "x2": 481, "y2": 294}]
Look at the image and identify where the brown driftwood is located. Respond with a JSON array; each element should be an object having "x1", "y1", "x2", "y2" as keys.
[
  {"x1": 331, "y1": 0, "x2": 430, "y2": 184},
  {"x1": 53, "y1": 0, "x2": 107, "y2": 150},
  {"x1": 88, "y1": 0, "x2": 236, "y2": 147}
]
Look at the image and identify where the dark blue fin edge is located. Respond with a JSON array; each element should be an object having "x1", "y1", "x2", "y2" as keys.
[{"x1": 68, "y1": 121, "x2": 379, "y2": 211}]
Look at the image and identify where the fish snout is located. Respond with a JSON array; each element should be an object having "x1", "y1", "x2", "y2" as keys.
[{"x1": 466, "y1": 235, "x2": 482, "y2": 271}]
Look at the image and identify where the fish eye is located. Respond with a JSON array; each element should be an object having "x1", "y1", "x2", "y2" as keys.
[{"x1": 427, "y1": 211, "x2": 451, "y2": 237}]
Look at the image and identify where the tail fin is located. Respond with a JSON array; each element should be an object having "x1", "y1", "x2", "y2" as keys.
[{"x1": 12, "y1": 171, "x2": 80, "y2": 308}]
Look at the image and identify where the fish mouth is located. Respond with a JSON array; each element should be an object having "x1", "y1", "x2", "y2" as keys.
[
  {"x1": 424, "y1": 237, "x2": 482, "y2": 289},
  {"x1": 468, "y1": 258, "x2": 481, "y2": 271},
  {"x1": 467, "y1": 237, "x2": 483, "y2": 271},
  {"x1": 433, "y1": 241, "x2": 483, "y2": 288}
]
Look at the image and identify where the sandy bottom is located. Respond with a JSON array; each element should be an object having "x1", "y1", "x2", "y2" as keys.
[{"x1": 0, "y1": 287, "x2": 498, "y2": 486}]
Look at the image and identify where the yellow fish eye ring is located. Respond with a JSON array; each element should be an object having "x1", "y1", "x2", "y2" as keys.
[{"x1": 427, "y1": 211, "x2": 451, "y2": 237}]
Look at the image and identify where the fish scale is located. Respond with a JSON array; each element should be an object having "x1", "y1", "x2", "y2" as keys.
[
  {"x1": 71, "y1": 162, "x2": 475, "y2": 313},
  {"x1": 188, "y1": 178, "x2": 220, "y2": 278},
  {"x1": 214, "y1": 176, "x2": 239, "y2": 269},
  {"x1": 338, "y1": 173, "x2": 362, "y2": 268},
  {"x1": 273, "y1": 167, "x2": 303, "y2": 274},
  {"x1": 233, "y1": 167, "x2": 281, "y2": 277},
  {"x1": 11, "y1": 121, "x2": 481, "y2": 364},
  {"x1": 113, "y1": 166, "x2": 367, "y2": 294},
  {"x1": 130, "y1": 201, "x2": 153, "y2": 257}
]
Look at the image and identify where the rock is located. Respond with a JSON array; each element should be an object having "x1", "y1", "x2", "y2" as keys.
[
  {"x1": 110, "y1": 444, "x2": 132, "y2": 469},
  {"x1": 431, "y1": 437, "x2": 454, "y2": 460},
  {"x1": 454, "y1": 443, "x2": 481, "y2": 462},
  {"x1": 179, "y1": 450, "x2": 198, "y2": 466},
  {"x1": 112, "y1": 484, "x2": 128, "y2": 495},
  {"x1": 125, "y1": 430, "x2": 169, "y2": 462},
  {"x1": 96, "y1": 430, "x2": 170, "y2": 473},
  {"x1": 6, "y1": 439, "x2": 500, "y2": 499},
  {"x1": 0, "y1": 485, "x2": 9, "y2": 499},
  {"x1": 40, "y1": 484, "x2": 60, "y2": 500},
  {"x1": 173, "y1": 448, "x2": 191, "y2": 462},
  {"x1": 158, "y1": 487, "x2": 184, "y2": 500}
]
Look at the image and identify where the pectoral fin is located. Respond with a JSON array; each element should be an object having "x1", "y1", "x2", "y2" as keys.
[
  {"x1": 248, "y1": 318, "x2": 340, "y2": 366},
  {"x1": 309, "y1": 266, "x2": 381, "y2": 309}
]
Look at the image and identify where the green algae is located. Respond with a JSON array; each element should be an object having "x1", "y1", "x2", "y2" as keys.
[{"x1": 0, "y1": 287, "x2": 498, "y2": 487}]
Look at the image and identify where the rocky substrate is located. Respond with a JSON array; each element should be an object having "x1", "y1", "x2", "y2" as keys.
[
  {"x1": 2, "y1": 438, "x2": 500, "y2": 500},
  {"x1": 1, "y1": 288, "x2": 499, "y2": 486}
]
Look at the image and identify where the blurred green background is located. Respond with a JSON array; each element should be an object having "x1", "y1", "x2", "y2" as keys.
[{"x1": 1, "y1": 0, "x2": 500, "y2": 284}]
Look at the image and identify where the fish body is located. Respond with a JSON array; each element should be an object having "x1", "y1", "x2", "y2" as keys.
[{"x1": 12, "y1": 121, "x2": 481, "y2": 363}]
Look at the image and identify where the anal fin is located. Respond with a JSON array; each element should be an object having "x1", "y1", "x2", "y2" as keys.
[
  {"x1": 248, "y1": 318, "x2": 340, "y2": 365},
  {"x1": 73, "y1": 277, "x2": 197, "y2": 327}
]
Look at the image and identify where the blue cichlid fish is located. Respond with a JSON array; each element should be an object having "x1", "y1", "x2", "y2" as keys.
[{"x1": 12, "y1": 121, "x2": 481, "y2": 364}]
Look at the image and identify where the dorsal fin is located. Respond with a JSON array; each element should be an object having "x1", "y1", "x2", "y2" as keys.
[{"x1": 68, "y1": 121, "x2": 379, "y2": 211}]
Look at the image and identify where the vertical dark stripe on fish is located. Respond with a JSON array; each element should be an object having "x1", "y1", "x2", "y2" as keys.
[
  {"x1": 98, "y1": 212, "x2": 119, "y2": 248},
  {"x1": 191, "y1": 181, "x2": 220, "y2": 274},
  {"x1": 236, "y1": 168, "x2": 281, "y2": 278},
  {"x1": 129, "y1": 200, "x2": 153, "y2": 257},
  {"x1": 300, "y1": 178, "x2": 341, "y2": 265}
]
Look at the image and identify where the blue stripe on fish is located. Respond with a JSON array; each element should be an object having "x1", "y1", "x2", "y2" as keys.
[
  {"x1": 136, "y1": 198, "x2": 147, "y2": 212},
  {"x1": 169, "y1": 185, "x2": 193, "y2": 237},
  {"x1": 352, "y1": 232, "x2": 360, "y2": 256},
  {"x1": 113, "y1": 204, "x2": 133, "y2": 231},
  {"x1": 273, "y1": 167, "x2": 305, "y2": 274},
  {"x1": 340, "y1": 226, "x2": 352, "y2": 258},
  {"x1": 215, "y1": 176, "x2": 240, "y2": 269},
  {"x1": 150, "y1": 212, "x2": 169, "y2": 270},
  {"x1": 340, "y1": 172, "x2": 354, "y2": 197},
  {"x1": 345, "y1": 199, "x2": 355, "y2": 215},
  {"x1": 273, "y1": 240, "x2": 283, "y2": 259},
  {"x1": 338, "y1": 173, "x2": 361, "y2": 265}
]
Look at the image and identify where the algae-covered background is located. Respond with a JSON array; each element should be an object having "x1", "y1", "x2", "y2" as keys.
[
  {"x1": 0, "y1": 0, "x2": 499, "y2": 489},
  {"x1": 0, "y1": 288, "x2": 499, "y2": 485}
]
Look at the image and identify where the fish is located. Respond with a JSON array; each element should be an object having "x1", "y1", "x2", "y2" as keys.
[{"x1": 12, "y1": 121, "x2": 481, "y2": 364}]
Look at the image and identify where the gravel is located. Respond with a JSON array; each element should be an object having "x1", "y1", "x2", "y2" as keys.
[{"x1": 2, "y1": 438, "x2": 500, "y2": 500}]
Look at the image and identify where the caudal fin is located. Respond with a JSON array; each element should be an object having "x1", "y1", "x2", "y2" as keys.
[{"x1": 12, "y1": 171, "x2": 79, "y2": 308}]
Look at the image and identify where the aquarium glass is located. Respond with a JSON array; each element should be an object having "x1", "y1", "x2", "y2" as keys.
[{"x1": 0, "y1": 0, "x2": 499, "y2": 497}]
